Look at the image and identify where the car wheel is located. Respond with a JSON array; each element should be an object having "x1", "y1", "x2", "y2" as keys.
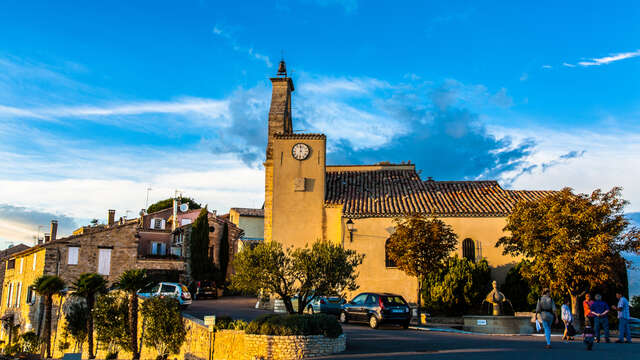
[
  {"x1": 402, "y1": 320, "x2": 410, "y2": 329},
  {"x1": 339, "y1": 311, "x2": 348, "y2": 324},
  {"x1": 369, "y1": 315, "x2": 379, "y2": 329}
]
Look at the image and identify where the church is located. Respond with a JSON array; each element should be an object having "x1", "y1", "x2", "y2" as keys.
[{"x1": 263, "y1": 61, "x2": 553, "y2": 303}]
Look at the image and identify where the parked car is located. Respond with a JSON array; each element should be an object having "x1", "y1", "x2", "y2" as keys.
[
  {"x1": 303, "y1": 296, "x2": 345, "y2": 315},
  {"x1": 340, "y1": 292, "x2": 411, "y2": 329},
  {"x1": 138, "y1": 282, "x2": 192, "y2": 308},
  {"x1": 191, "y1": 280, "x2": 217, "y2": 300},
  {"x1": 630, "y1": 317, "x2": 640, "y2": 338}
]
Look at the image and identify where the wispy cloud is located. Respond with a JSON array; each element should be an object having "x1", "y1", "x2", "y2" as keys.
[
  {"x1": 541, "y1": 65, "x2": 552, "y2": 69},
  {"x1": 212, "y1": 24, "x2": 272, "y2": 67},
  {"x1": 577, "y1": 49, "x2": 640, "y2": 67},
  {"x1": 562, "y1": 62, "x2": 576, "y2": 68}
]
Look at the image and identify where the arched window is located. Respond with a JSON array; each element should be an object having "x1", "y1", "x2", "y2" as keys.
[
  {"x1": 462, "y1": 238, "x2": 475, "y2": 263},
  {"x1": 385, "y1": 239, "x2": 396, "y2": 268}
]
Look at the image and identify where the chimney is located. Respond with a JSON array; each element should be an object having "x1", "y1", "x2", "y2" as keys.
[
  {"x1": 44, "y1": 233, "x2": 50, "y2": 243},
  {"x1": 50, "y1": 220, "x2": 58, "y2": 242},
  {"x1": 108, "y1": 209, "x2": 116, "y2": 227}
]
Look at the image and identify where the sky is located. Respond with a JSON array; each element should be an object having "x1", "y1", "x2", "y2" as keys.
[{"x1": 0, "y1": 0, "x2": 639, "y2": 288}]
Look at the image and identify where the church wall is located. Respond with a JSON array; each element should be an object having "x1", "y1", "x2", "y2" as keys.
[
  {"x1": 337, "y1": 216, "x2": 520, "y2": 304},
  {"x1": 271, "y1": 137, "x2": 326, "y2": 249}
]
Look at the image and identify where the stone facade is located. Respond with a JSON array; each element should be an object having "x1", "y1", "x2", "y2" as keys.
[{"x1": 214, "y1": 330, "x2": 346, "y2": 360}]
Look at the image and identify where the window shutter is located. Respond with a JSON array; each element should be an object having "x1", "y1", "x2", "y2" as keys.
[
  {"x1": 32, "y1": 253, "x2": 37, "y2": 270},
  {"x1": 98, "y1": 249, "x2": 112, "y2": 275},
  {"x1": 160, "y1": 242, "x2": 166, "y2": 255},
  {"x1": 160, "y1": 219, "x2": 166, "y2": 230},
  {"x1": 19, "y1": 258, "x2": 23, "y2": 274},
  {"x1": 16, "y1": 282, "x2": 21, "y2": 306},
  {"x1": 68, "y1": 247, "x2": 79, "y2": 265}
]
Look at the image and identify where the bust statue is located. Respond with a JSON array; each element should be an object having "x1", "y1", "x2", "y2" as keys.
[{"x1": 485, "y1": 280, "x2": 506, "y2": 315}]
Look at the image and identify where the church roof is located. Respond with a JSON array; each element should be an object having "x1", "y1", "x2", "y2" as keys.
[{"x1": 324, "y1": 168, "x2": 554, "y2": 218}]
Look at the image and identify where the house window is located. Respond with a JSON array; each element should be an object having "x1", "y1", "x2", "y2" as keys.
[
  {"x1": 462, "y1": 238, "x2": 475, "y2": 263},
  {"x1": 68, "y1": 247, "x2": 79, "y2": 265},
  {"x1": 26, "y1": 286, "x2": 36, "y2": 305},
  {"x1": 7, "y1": 283, "x2": 13, "y2": 307},
  {"x1": 7, "y1": 259, "x2": 15, "y2": 270},
  {"x1": 385, "y1": 239, "x2": 396, "y2": 268},
  {"x1": 98, "y1": 248, "x2": 112, "y2": 275},
  {"x1": 151, "y1": 242, "x2": 166, "y2": 256},
  {"x1": 180, "y1": 218, "x2": 191, "y2": 226},
  {"x1": 15, "y1": 282, "x2": 21, "y2": 307},
  {"x1": 152, "y1": 218, "x2": 165, "y2": 230},
  {"x1": 19, "y1": 258, "x2": 23, "y2": 274},
  {"x1": 32, "y1": 253, "x2": 37, "y2": 270}
]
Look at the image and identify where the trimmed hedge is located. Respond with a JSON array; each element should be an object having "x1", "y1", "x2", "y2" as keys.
[{"x1": 245, "y1": 314, "x2": 342, "y2": 338}]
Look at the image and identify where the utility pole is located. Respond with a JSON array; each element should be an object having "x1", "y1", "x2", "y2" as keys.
[{"x1": 145, "y1": 187, "x2": 153, "y2": 210}]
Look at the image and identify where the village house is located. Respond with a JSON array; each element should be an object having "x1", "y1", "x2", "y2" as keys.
[
  {"x1": 263, "y1": 61, "x2": 554, "y2": 303},
  {"x1": 0, "y1": 244, "x2": 30, "y2": 302},
  {"x1": 227, "y1": 207, "x2": 264, "y2": 251}
]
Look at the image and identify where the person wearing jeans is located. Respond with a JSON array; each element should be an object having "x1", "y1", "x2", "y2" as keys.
[
  {"x1": 612, "y1": 292, "x2": 632, "y2": 343},
  {"x1": 590, "y1": 294, "x2": 610, "y2": 343},
  {"x1": 536, "y1": 288, "x2": 558, "y2": 349}
]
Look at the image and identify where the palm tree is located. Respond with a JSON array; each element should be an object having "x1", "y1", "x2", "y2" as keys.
[
  {"x1": 70, "y1": 273, "x2": 107, "y2": 359},
  {"x1": 33, "y1": 275, "x2": 66, "y2": 359},
  {"x1": 117, "y1": 269, "x2": 150, "y2": 360}
]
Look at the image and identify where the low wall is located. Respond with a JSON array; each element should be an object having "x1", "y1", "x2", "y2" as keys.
[
  {"x1": 463, "y1": 315, "x2": 533, "y2": 334},
  {"x1": 214, "y1": 330, "x2": 346, "y2": 360}
]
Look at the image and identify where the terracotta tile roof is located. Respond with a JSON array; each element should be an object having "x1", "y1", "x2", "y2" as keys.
[
  {"x1": 272, "y1": 133, "x2": 326, "y2": 140},
  {"x1": 230, "y1": 208, "x2": 265, "y2": 217},
  {"x1": 325, "y1": 169, "x2": 554, "y2": 218}
]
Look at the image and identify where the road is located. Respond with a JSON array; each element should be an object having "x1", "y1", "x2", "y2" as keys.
[{"x1": 185, "y1": 297, "x2": 638, "y2": 359}]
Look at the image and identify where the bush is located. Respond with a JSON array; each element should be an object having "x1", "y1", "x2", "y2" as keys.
[
  {"x1": 245, "y1": 314, "x2": 342, "y2": 338},
  {"x1": 631, "y1": 296, "x2": 640, "y2": 319},
  {"x1": 141, "y1": 296, "x2": 186, "y2": 359},
  {"x1": 19, "y1": 331, "x2": 41, "y2": 353},
  {"x1": 213, "y1": 316, "x2": 247, "y2": 331}
]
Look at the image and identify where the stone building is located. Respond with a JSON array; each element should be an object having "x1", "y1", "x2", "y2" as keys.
[
  {"x1": 263, "y1": 61, "x2": 554, "y2": 303},
  {"x1": 0, "y1": 244, "x2": 30, "y2": 302},
  {"x1": 227, "y1": 208, "x2": 264, "y2": 251}
]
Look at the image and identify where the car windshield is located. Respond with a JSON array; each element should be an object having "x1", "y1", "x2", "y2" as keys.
[{"x1": 381, "y1": 296, "x2": 407, "y2": 306}]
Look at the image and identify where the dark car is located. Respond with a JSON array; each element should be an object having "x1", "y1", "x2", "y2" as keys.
[
  {"x1": 339, "y1": 292, "x2": 411, "y2": 329},
  {"x1": 191, "y1": 280, "x2": 217, "y2": 300},
  {"x1": 303, "y1": 296, "x2": 345, "y2": 315}
]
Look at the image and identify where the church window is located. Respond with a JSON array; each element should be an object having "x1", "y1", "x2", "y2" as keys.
[
  {"x1": 385, "y1": 239, "x2": 396, "y2": 268},
  {"x1": 462, "y1": 238, "x2": 475, "y2": 263}
]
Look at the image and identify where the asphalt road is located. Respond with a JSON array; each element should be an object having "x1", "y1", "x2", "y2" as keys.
[{"x1": 185, "y1": 297, "x2": 638, "y2": 359}]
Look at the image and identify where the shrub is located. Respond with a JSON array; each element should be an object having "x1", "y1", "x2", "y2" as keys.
[
  {"x1": 631, "y1": 295, "x2": 640, "y2": 319},
  {"x1": 19, "y1": 331, "x2": 41, "y2": 353},
  {"x1": 245, "y1": 314, "x2": 342, "y2": 338},
  {"x1": 141, "y1": 296, "x2": 186, "y2": 359},
  {"x1": 213, "y1": 316, "x2": 247, "y2": 331}
]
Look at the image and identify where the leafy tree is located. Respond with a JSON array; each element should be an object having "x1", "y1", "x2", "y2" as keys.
[
  {"x1": 19, "y1": 331, "x2": 41, "y2": 354},
  {"x1": 63, "y1": 299, "x2": 89, "y2": 353},
  {"x1": 496, "y1": 187, "x2": 640, "y2": 328},
  {"x1": 117, "y1": 269, "x2": 151, "y2": 360},
  {"x1": 501, "y1": 260, "x2": 539, "y2": 312},
  {"x1": 422, "y1": 256, "x2": 491, "y2": 315},
  {"x1": 70, "y1": 273, "x2": 107, "y2": 359},
  {"x1": 190, "y1": 208, "x2": 217, "y2": 281},
  {"x1": 217, "y1": 221, "x2": 230, "y2": 287},
  {"x1": 386, "y1": 216, "x2": 458, "y2": 311},
  {"x1": 141, "y1": 296, "x2": 186, "y2": 360},
  {"x1": 33, "y1": 275, "x2": 65, "y2": 359},
  {"x1": 631, "y1": 295, "x2": 640, "y2": 318},
  {"x1": 232, "y1": 240, "x2": 364, "y2": 314},
  {"x1": 147, "y1": 197, "x2": 201, "y2": 214},
  {"x1": 94, "y1": 292, "x2": 129, "y2": 358}
]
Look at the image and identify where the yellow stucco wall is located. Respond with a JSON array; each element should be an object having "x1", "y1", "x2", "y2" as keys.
[
  {"x1": 270, "y1": 137, "x2": 326, "y2": 249},
  {"x1": 0, "y1": 247, "x2": 48, "y2": 341},
  {"x1": 229, "y1": 210, "x2": 264, "y2": 240}
]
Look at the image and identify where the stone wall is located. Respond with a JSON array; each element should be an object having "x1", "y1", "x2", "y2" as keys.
[{"x1": 214, "y1": 330, "x2": 346, "y2": 360}]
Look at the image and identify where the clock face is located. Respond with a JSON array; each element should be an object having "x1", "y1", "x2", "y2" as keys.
[{"x1": 292, "y1": 143, "x2": 311, "y2": 160}]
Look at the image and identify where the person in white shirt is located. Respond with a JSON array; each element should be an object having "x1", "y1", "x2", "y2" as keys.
[
  {"x1": 561, "y1": 298, "x2": 574, "y2": 341},
  {"x1": 612, "y1": 291, "x2": 632, "y2": 343}
]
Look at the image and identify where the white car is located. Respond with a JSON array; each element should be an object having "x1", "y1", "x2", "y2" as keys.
[{"x1": 138, "y1": 282, "x2": 192, "y2": 308}]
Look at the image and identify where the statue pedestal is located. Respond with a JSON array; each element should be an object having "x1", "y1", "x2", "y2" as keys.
[{"x1": 463, "y1": 315, "x2": 533, "y2": 335}]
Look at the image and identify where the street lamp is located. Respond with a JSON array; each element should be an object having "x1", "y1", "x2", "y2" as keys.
[{"x1": 346, "y1": 219, "x2": 355, "y2": 242}]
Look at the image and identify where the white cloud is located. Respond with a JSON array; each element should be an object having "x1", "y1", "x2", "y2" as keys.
[
  {"x1": 541, "y1": 65, "x2": 552, "y2": 69},
  {"x1": 212, "y1": 24, "x2": 272, "y2": 68},
  {"x1": 577, "y1": 49, "x2": 640, "y2": 67},
  {"x1": 562, "y1": 62, "x2": 576, "y2": 68}
]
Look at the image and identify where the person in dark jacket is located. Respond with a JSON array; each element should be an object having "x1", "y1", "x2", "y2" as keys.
[{"x1": 590, "y1": 294, "x2": 610, "y2": 343}]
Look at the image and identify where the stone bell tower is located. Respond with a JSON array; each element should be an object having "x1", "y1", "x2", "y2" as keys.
[{"x1": 265, "y1": 60, "x2": 294, "y2": 242}]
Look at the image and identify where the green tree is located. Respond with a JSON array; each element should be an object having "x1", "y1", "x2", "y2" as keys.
[
  {"x1": 147, "y1": 197, "x2": 201, "y2": 214},
  {"x1": 231, "y1": 240, "x2": 364, "y2": 314},
  {"x1": 496, "y1": 187, "x2": 640, "y2": 328},
  {"x1": 141, "y1": 296, "x2": 186, "y2": 360},
  {"x1": 19, "y1": 331, "x2": 41, "y2": 354},
  {"x1": 422, "y1": 256, "x2": 491, "y2": 315},
  {"x1": 386, "y1": 216, "x2": 459, "y2": 312},
  {"x1": 117, "y1": 269, "x2": 151, "y2": 360},
  {"x1": 501, "y1": 260, "x2": 538, "y2": 312},
  {"x1": 630, "y1": 295, "x2": 640, "y2": 318},
  {"x1": 93, "y1": 292, "x2": 129, "y2": 358},
  {"x1": 33, "y1": 275, "x2": 66, "y2": 359},
  {"x1": 217, "y1": 221, "x2": 230, "y2": 287},
  {"x1": 63, "y1": 299, "x2": 89, "y2": 353},
  {"x1": 190, "y1": 208, "x2": 217, "y2": 281},
  {"x1": 70, "y1": 273, "x2": 107, "y2": 359}
]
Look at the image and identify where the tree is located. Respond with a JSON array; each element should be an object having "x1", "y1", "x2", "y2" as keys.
[
  {"x1": 190, "y1": 208, "x2": 217, "y2": 282},
  {"x1": 63, "y1": 298, "x2": 89, "y2": 353},
  {"x1": 217, "y1": 221, "x2": 230, "y2": 287},
  {"x1": 501, "y1": 260, "x2": 539, "y2": 312},
  {"x1": 93, "y1": 292, "x2": 129, "y2": 359},
  {"x1": 386, "y1": 216, "x2": 459, "y2": 311},
  {"x1": 631, "y1": 295, "x2": 640, "y2": 318},
  {"x1": 70, "y1": 273, "x2": 107, "y2": 359},
  {"x1": 117, "y1": 269, "x2": 151, "y2": 360},
  {"x1": 141, "y1": 296, "x2": 186, "y2": 360},
  {"x1": 147, "y1": 197, "x2": 201, "y2": 214},
  {"x1": 33, "y1": 275, "x2": 66, "y2": 359},
  {"x1": 231, "y1": 240, "x2": 364, "y2": 314},
  {"x1": 496, "y1": 187, "x2": 640, "y2": 329},
  {"x1": 422, "y1": 256, "x2": 491, "y2": 315}
]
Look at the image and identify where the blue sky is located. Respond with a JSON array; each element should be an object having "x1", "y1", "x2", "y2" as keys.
[{"x1": 1, "y1": 1, "x2": 640, "y2": 293}]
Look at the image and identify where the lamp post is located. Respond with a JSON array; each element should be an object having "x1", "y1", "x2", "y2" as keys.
[{"x1": 346, "y1": 219, "x2": 354, "y2": 242}]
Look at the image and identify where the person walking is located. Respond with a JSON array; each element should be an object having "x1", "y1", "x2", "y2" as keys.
[
  {"x1": 583, "y1": 293, "x2": 595, "y2": 322},
  {"x1": 561, "y1": 298, "x2": 575, "y2": 341},
  {"x1": 612, "y1": 291, "x2": 632, "y2": 343},
  {"x1": 536, "y1": 288, "x2": 558, "y2": 349},
  {"x1": 590, "y1": 294, "x2": 610, "y2": 343}
]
